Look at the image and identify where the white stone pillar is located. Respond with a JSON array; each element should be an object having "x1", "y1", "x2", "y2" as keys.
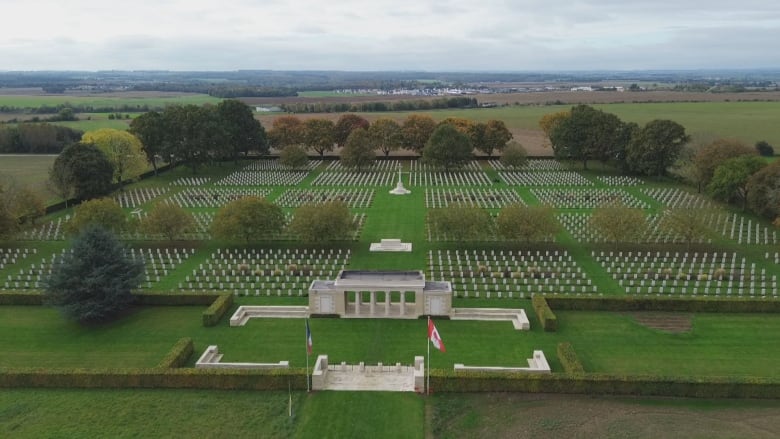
[
  {"x1": 400, "y1": 291, "x2": 405, "y2": 316},
  {"x1": 385, "y1": 291, "x2": 391, "y2": 316},
  {"x1": 355, "y1": 291, "x2": 361, "y2": 315},
  {"x1": 370, "y1": 291, "x2": 376, "y2": 315}
]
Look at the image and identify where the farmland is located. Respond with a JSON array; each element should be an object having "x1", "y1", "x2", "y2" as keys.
[
  {"x1": 2, "y1": 89, "x2": 779, "y2": 156},
  {"x1": 256, "y1": 100, "x2": 780, "y2": 156},
  {"x1": 0, "y1": 91, "x2": 219, "y2": 109}
]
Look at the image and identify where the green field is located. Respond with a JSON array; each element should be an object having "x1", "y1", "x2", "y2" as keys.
[
  {"x1": 0, "y1": 93, "x2": 220, "y2": 109},
  {"x1": 0, "y1": 154, "x2": 57, "y2": 200},
  {"x1": 359, "y1": 101, "x2": 780, "y2": 148},
  {"x1": 0, "y1": 155, "x2": 56, "y2": 187}
]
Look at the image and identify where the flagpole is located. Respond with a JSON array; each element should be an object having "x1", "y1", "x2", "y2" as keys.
[
  {"x1": 305, "y1": 319, "x2": 310, "y2": 393},
  {"x1": 427, "y1": 316, "x2": 431, "y2": 395}
]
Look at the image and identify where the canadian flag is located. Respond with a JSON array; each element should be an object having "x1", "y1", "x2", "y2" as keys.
[{"x1": 428, "y1": 318, "x2": 446, "y2": 352}]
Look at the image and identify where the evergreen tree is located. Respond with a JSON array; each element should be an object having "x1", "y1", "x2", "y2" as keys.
[{"x1": 44, "y1": 225, "x2": 144, "y2": 324}]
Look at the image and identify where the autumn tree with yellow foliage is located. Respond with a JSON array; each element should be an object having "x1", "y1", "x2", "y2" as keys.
[{"x1": 82, "y1": 129, "x2": 147, "y2": 186}]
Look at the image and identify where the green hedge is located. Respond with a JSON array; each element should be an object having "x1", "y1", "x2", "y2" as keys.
[
  {"x1": 202, "y1": 294, "x2": 234, "y2": 327},
  {"x1": 0, "y1": 291, "x2": 224, "y2": 307},
  {"x1": 532, "y1": 295, "x2": 557, "y2": 331},
  {"x1": 134, "y1": 291, "x2": 223, "y2": 306},
  {"x1": 157, "y1": 338, "x2": 194, "y2": 369},
  {"x1": 545, "y1": 296, "x2": 780, "y2": 313},
  {"x1": 429, "y1": 370, "x2": 780, "y2": 399},
  {"x1": 4, "y1": 365, "x2": 780, "y2": 398},
  {"x1": 557, "y1": 342, "x2": 585, "y2": 375},
  {"x1": 0, "y1": 291, "x2": 44, "y2": 305},
  {"x1": 0, "y1": 367, "x2": 308, "y2": 390}
]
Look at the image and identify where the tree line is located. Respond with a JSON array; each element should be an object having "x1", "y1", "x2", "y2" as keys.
[
  {"x1": 542, "y1": 104, "x2": 778, "y2": 225},
  {"x1": 269, "y1": 112, "x2": 525, "y2": 172},
  {"x1": 279, "y1": 96, "x2": 478, "y2": 114},
  {"x1": 0, "y1": 103, "x2": 157, "y2": 115},
  {"x1": 129, "y1": 100, "x2": 269, "y2": 174},
  {"x1": 0, "y1": 123, "x2": 82, "y2": 154}
]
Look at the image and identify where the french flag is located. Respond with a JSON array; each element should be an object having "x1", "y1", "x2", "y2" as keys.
[{"x1": 306, "y1": 319, "x2": 313, "y2": 355}]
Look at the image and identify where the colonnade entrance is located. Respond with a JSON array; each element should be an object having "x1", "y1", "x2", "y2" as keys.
[
  {"x1": 308, "y1": 270, "x2": 452, "y2": 319},
  {"x1": 345, "y1": 291, "x2": 416, "y2": 317}
]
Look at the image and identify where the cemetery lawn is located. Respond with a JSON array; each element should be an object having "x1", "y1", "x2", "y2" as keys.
[{"x1": 4, "y1": 304, "x2": 780, "y2": 378}]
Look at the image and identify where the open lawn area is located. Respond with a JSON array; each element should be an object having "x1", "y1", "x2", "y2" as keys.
[{"x1": 3, "y1": 305, "x2": 780, "y2": 378}]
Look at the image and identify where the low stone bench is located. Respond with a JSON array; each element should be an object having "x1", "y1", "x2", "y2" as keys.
[
  {"x1": 196, "y1": 345, "x2": 289, "y2": 370},
  {"x1": 450, "y1": 308, "x2": 530, "y2": 330},
  {"x1": 369, "y1": 239, "x2": 412, "y2": 252},
  {"x1": 230, "y1": 305, "x2": 309, "y2": 326},
  {"x1": 454, "y1": 350, "x2": 550, "y2": 374}
]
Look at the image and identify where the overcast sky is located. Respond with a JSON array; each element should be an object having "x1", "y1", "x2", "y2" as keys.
[{"x1": 2, "y1": 0, "x2": 779, "y2": 71}]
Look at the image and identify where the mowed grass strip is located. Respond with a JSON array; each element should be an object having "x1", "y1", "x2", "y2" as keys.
[
  {"x1": 296, "y1": 391, "x2": 424, "y2": 439},
  {"x1": 0, "y1": 388, "x2": 299, "y2": 438}
]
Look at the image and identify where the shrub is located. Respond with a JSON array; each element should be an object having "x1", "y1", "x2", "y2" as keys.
[
  {"x1": 202, "y1": 293, "x2": 234, "y2": 327},
  {"x1": 0, "y1": 291, "x2": 44, "y2": 305},
  {"x1": 557, "y1": 342, "x2": 585, "y2": 375},
  {"x1": 44, "y1": 225, "x2": 143, "y2": 324},
  {"x1": 755, "y1": 140, "x2": 774, "y2": 157},
  {"x1": 157, "y1": 338, "x2": 194, "y2": 369},
  {"x1": 532, "y1": 295, "x2": 557, "y2": 332}
]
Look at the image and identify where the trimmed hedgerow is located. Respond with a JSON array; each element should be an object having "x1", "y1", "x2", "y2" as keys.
[
  {"x1": 544, "y1": 296, "x2": 780, "y2": 313},
  {"x1": 157, "y1": 338, "x2": 194, "y2": 369},
  {"x1": 0, "y1": 291, "x2": 43, "y2": 305},
  {"x1": 428, "y1": 370, "x2": 780, "y2": 399},
  {"x1": 557, "y1": 342, "x2": 585, "y2": 375},
  {"x1": 134, "y1": 291, "x2": 223, "y2": 306},
  {"x1": 0, "y1": 367, "x2": 308, "y2": 390},
  {"x1": 531, "y1": 295, "x2": 557, "y2": 332},
  {"x1": 202, "y1": 293, "x2": 234, "y2": 327}
]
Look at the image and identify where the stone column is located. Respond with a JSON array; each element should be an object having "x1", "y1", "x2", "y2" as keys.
[
  {"x1": 385, "y1": 291, "x2": 391, "y2": 316},
  {"x1": 400, "y1": 291, "x2": 405, "y2": 316},
  {"x1": 355, "y1": 291, "x2": 361, "y2": 315},
  {"x1": 369, "y1": 291, "x2": 376, "y2": 315}
]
